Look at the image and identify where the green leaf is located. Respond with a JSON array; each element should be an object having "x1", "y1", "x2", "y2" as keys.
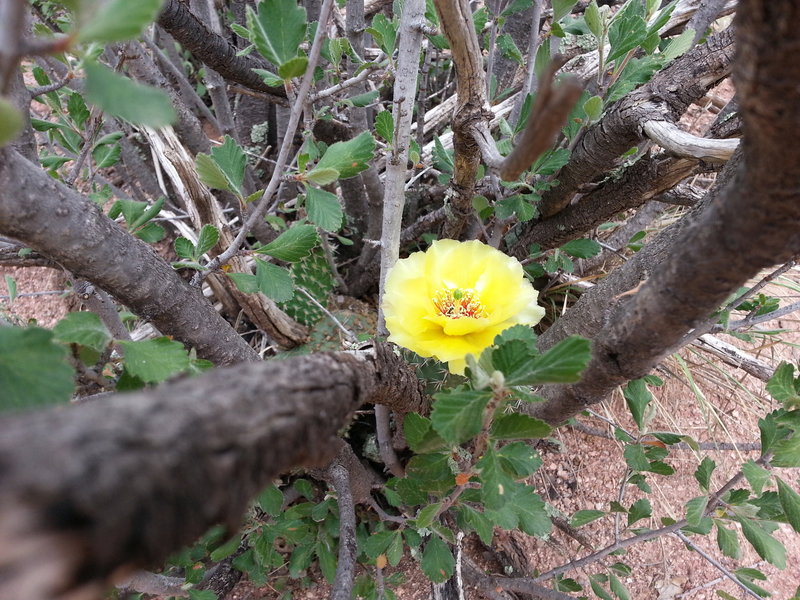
[
  {"x1": 305, "y1": 185, "x2": 343, "y2": 232},
  {"x1": 496, "y1": 33, "x2": 523, "y2": 65},
  {"x1": 570, "y1": 510, "x2": 605, "y2": 527},
  {"x1": 552, "y1": 0, "x2": 577, "y2": 21},
  {"x1": 311, "y1": 131, "x2": 375, "y2": 179},
  {"x1": 304, "y1": 167, "x2": 340, "y2": 186},
  {"x1": 737, "y1": 517, "x2": 787, "y2": 568},
  {"x1": 78, "y1": 0, "x2": 164, "y2": 43},
  {"x1": 491, "y1": 339, "x2": 535, "y2": 384},
  {"x1": 623, "y1": 444, "x2": 650, "y2": 471},
  {"x1": 607, "y1": 0, "x2": 648, "y2": 63},
  {"x1": 375, "y1": 110, "x2": 394, "y2": 143},
  {"x1": 694, "y1": 456, "x2": 716, "y2": 492},
  {"x1": 0, "y1": 327, "x2": 74, "y2": 411},
  {"x1": 458, "y1": 505, "x2": 494, "y2": 545},
  {"x1": 776, "y1": 477, "x2": 800, "y2": 533},
  {"x1": 403, "y1": 412, "x2": 448, "y2": 454},
  {"x1": 316, "y1": 538, "x2": 336, "y2": 582},
  {"x1": 84, "y1": 62, "x2": 176, "y2": 128},
  {"x1": 415, "y1": 503, "x2": 442, "y2": 529},
  {"x1": 92, "y1": 141, "x2": 121, "y2": 168},
  {"x1": 662, "y1": 28, "x2": 695, "y2": 62},
  {"x1": 247, "y1": 0, "x2": 307, "y2": 67},
  {"x1": 366, "y1": 13, "x2": 397, "y2": 56},
  {"x1": 210, "y1": 534, "x2": 241, "y2": 561},
  {"x1": 716, "y1": 523, "x2": 741, "y2": 559},
  {"x1": 491, "y1": 414, "x2": 551, "y2": 440},
  {"x1": 623, "y1": 378, "x2": 652, "y2": 431},
  {"x1": 627, "y1": 498, "x2": 652, "y2": 526},
  {"x1": 584, "y1": 0, "x2": 604, "y2": 37},
  {"x1": 495, "y1": 195, "x2": 535, "y2": 222},
  {"x1": 477, "y1": 448, "x2": 517, "y2": 510},
  {"x1": 421, "y1": 536, "x2": 454, "y2": 583},
  {"x1": 278, "y1": 56, "x2": 308, "y2": 80},
  {"x1": 561, "y1": 238, "x2": 601, "y2": 259},
  {"x1": 53, "y1": 312, "x2": 112, "y2": 352},
  {"x1": 685, "y1": 496, "x2": 709, "y2": 527},
  {"x1": 196, "y1": 153, "x2": 234, "y2": 193},
  {"x1": 227, "y1": 272, "x2": 258, "y2": 293},
  {"x1": 174, "y1": 237, "x2": 196, "y2": 261},
  {"x1": 255, "y1": 259, "x2": 294, "y2": 302},
  {"x1": 497, "y1": 442, "x2": 542, "y2": 478},
  {"x1": 363, "y1": 531, "x2": 394, "y2": 559},
  {"x1": 288, "y1": 543, "x2": 315, "y2": 577},
  {"x1": 67, "y1": 92, "x2": 90, "y2": 128},
  {"x1": 119, "y1": 337, "x2": 191, "y2": 383},
  {"x1": 210, "y1": 136, "x2": 247, "y2": 196},
  {"x1": 252, "y1": 68, "x2": 284, "y2": 87},
  {"x1": 583, "y1": 94, "x2": 604, "y2": 121},
  {"x1": 344, "y1": 89, "x2": 380, "y2": 107},
  {"x1": 188, "y1": 590, "x2": 217, "y2": 600},
  {"x1": 430, "y1": 388, "x2": 491, "y2": 445},
  {"x1": 0, "y1": 97, "x2": 23, "y2": 148},
  {"x1": 742, "y1": 460, "x2": 772, "y2": 496},
  {"x1": 195, "y1": 225, "x2": 220, "y2": 257},
  {"x1": 609, "y1": 573, "x2": 630, "y2": 600},
  {"x1": 766, "y1": 362, "x2": 800, "y2": 406},
  {"x1": 257, "y1": 225, "x2": 319, "y2": 262},
  {"x1": 510, "y1": 335, "x2": 591, "y2": 385},
  {"x1": 4, "y1": 275, "x2": 16, "y2": 303},
  {"x1": 512, "y1": 487, "x2": 551, "y2": 537},
  {"x1": 773, "y1": 434, "x2": 800, "y2": 468},
  {"x1": 257, "y1": 484, "x2": 284, "y2": 516}
]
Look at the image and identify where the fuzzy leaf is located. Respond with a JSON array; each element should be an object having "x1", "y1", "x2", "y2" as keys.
[
  {"x1": 431, "y1": 388, "x2": 492, "y2": 445},
  {"x1": 247, "y1": 0, "x2": 307, "y2": 67},
  {"x1": 119, "y1": 337, "x2": 191, "y2": 383},
  {"x1": 255, "y1": 259, "x2": 294, "y2": 302},
  {"x1": 421, "y1": 536, "x2": 454, "y2": 583},
  {"x1": 0, "y1": 97, "x2": 24, "y2": 147},
  {"x1": 305, "y1": 186, "x2": 343, "y2": 232},
  {"x1": 78, "y1": 0, "x2": 164, "y2": 43},
  {"x1": 53, "y1": 312, "x2": 112, "y2": 352},
  {"x1": 311, "y1": 131, "x2": 375, "y2": 179},
  {"x1": 257, "y1": 225, "x2": 319, "y2": 262}
]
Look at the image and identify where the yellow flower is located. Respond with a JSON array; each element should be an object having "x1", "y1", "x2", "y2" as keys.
[{"x1": 382, "y1": 239, "x2": 545, "y2": 374}]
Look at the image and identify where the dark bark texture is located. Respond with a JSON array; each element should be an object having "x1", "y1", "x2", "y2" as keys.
[
  {"x1": 518, "y1": 27, "x2": 734, "y2": 229},
  {"x1": 0, "y1": 347, "x2": 427, "y2": 600},
  {"x1": 527, "y1": 1, "x2": 800, "y2": 425},
  {"x1": 0, "y1": 147, "x2": 258, "y2": 366},
  {"x1": 157, "y1": 0, "x2": 287, "y2": 104}
]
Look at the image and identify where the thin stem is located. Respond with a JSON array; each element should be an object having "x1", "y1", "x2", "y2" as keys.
[
  {"x1": 673, "y1": 530, "x2": 762, "y2": 600},
  {"x1": 297, "y1": 287, "x2": 356, "y2": 343},
  {"x1": 328, "y1": 463, "x2": 357, "y2": 600}
]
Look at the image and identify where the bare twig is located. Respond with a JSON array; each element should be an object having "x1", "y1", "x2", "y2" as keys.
[
  {"x1": 375, "y1": 0, "x2": 426, "y2": 478},
  {"x1": 673, "y1": 530, "x2": 762, "y2": 600},
  {"x1": 498, "y1": 56, "x2": 583, "y2": 181},
  {"x1": 297, "y1": 287, "x2": 356, "y2": 342},
  {"x1": 328, "y1": 463, "x2": 357, "y2": 600},
  {"x1": 642, "y1": 120, "x2": 739, "y2": 162}
]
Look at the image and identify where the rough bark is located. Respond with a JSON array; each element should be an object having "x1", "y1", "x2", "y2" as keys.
[
  {"x1": 527, "y1": 0, "x2": 800, "y2": 425},
  {"x1": 526, "y1": 27, "x2": 735, "y2": 223},
  {"x1": 0, "y1": 146, "x2": 258, "y2": 365},
  {"x1": 156, "y1": 0, "x2": 287, "y2": 104},
  {"x1": 0, "y1": 347, "x2": 427, "y2": 600},
  {"x1": 434, "y1": 0, "x2": 491, "y2": 239},
  {"x1": 513, "y1": 155, "x2": 699, "y2": 253}
]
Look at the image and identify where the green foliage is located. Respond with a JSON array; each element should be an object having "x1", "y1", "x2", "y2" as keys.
[
  {"x1": 255, "y1": 224, "x2": 319, "y2": 262},
  {"x1": 173, "y1": 225, "x2": 221, "y2": 270},
  {"x1": 118, "y1": 337, "x2": 192, "y2": 383},
  {"x1": 196, "y1": 136, "x2": 247, "y2": 197},
  {"x1": 108, "y1": 197, "x2": 166, "y2": 242},
  {"x1": 304, "y1": 185, "x2": 343, "y2": 232},
  {"x1": 0, "y1": 326, "x2": 74, "y2": 411},
  {"x1": 307, "y1": 131, "x2": 376, "y2": 181},
  {"x1": 247, "y1": 0, "x2": 308, "y2": 73},
  {"x1": 53, "y1": 311, "x2": 112, "y2": 353},
  {"x1": 366, "y1": 14, "x2": 397, "y2": 56},
  {"x1": 83, "y1": 62, "x2": 177, "y2": 128},
  {"x1": 77, "y1": 0, "x2": 164, "y2": 43},
  {"x1": 0, "y1": 97, "x2": 23, "y2": 148}
]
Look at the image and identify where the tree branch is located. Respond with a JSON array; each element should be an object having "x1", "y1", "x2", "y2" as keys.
[
  {"x1": 156, "y1": 0, "x2": 287, "y2": 104},
  {"x1": 0, "y1": 146, "x2": 257, "y2": 365},
  {"x1": 0, "y1": 347, "x2": 427, "y2": 600},
  {"x1": 527, "y1": 1, "x2": 800, "y2": 425}
]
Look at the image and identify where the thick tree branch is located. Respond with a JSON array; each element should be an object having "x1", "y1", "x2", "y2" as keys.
[
  {"x1": 0, "y1": 146, "x2": 258, "y2": 365},
  {"x1": 0, "y1": 346, "x2": 427, "y2": 600},
  {"x1": 527, "y1": 1, "x2": 800, "y2": 425},
  {"x1": 528, "y1": 27, "x2": 734, "y2": 222},
  {"x1": 156, "y1": 0, "x2": 287, "y2": 104}
]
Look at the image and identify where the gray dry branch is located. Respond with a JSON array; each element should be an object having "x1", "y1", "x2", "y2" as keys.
[
  {"x1": 0, "y1": 347, "x2": 427, "y2": 600},
  {"x1": 527, "y1": 0, "x2": 800, "y2": 425},
  {"x1": 0, "y1": 146, "x2": 258, "y2": 366}
]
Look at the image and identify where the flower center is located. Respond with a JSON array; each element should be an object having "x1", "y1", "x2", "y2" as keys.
[{"x1": 432, "y1": 287, "x2": 488, "y2": 319}]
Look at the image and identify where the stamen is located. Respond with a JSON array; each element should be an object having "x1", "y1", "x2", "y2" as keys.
[{"x1": 432, "y1": 287, "x2": 488, "y2": 319}]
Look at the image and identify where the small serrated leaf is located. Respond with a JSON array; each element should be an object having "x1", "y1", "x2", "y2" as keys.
[
  {"x1": 375, "y1": 110, "x2": 394, "y2": 143},
  {"x1": 312, "y1": 131, "x2": 375, "y2": 179},
  {"x1": 491, "y1": 414, "x2": 551, "y2": 440},
  {"x1": 174, "y1": 237, "x2": 196, "y2": 261},
  {"x1": 196, "y1": 225, "x2": 221, "y2": 257},
  {"x1": 776, "y1": 477, "x2": 800, "y2": 533},
  {"x1": 118, "y1": 337, "x2": 191, "y2": 383},
  {"x1": 430, "y1": 388, "x2": 491, "y2": 445},
  {"x1": 53, "y1": 312, "x2": 112, "y2": 352},
  {"x1": 421, "y1": 536, "x2": 454, "y2": 584},
  {"x1": 305, "y1": 186, "x2": 343, "y2": 232},
  {"x1": 257, "y1": 225, "x2": 319, "y2": 262},
  {"x1": 304, "y1": 167, "x2": 340, "y2": 186},
  {"x1": 255, "y1": 259, "x2": 294, "y2": 302}
]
